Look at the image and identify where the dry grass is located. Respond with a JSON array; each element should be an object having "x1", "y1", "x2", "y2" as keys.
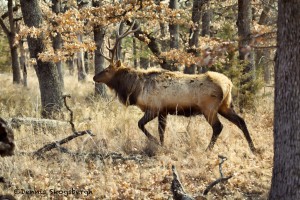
[{"x1": 0, "y1": 69, "x2": 274, "y2": 199}]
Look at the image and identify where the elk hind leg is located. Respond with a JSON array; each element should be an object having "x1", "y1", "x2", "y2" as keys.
[
  {"x1": 138, "y1": 110, "x2": 159, "y2": 144},
  {"x1": 158, "y1": 113, "x2": 167, "y2": 145},
  {"x1": 204, "y1": 109, "x2": 223, "y2": 151},
  {"x1": 219, "y1": 105, "x2": 256, "y2": 152}
]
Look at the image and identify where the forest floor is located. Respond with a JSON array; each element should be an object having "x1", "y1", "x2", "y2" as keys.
[{"x1": 0, "y1": 71, "x2": 274, "y2": 199}]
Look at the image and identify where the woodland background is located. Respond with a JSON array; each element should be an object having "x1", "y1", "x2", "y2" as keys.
[{"x1": 0, "y1": 0, "x2": 279, "y2": 199}]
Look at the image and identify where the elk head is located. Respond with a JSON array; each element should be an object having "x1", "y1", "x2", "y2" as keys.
[{"x1": 93, "y1": 21, "x2": 139, "y2": 84}]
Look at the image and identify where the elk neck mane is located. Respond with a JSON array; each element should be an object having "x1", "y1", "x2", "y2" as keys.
[
  {"x1": 106, "y1": 66, "x2": 172, "y2": 106},
  {"x1": 106, "y1": 67, "x2": 144, "y2": 105}
]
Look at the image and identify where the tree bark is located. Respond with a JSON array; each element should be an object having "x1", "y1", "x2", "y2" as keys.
[
  {"x1": 184, "y1": 0, "x2": 208, "y2": 74},
  {"x1": 77, "y1": 34, "x2": 87, "y2": 81},
  {"x1": 20, "y1": 0, "x2": 63, "y2": 118},
  {"x1": 201, "y1": 7, "x2": 211, "y2": 37},
  {"x1": 93, "y1": 0, "x2": 107, "y2": 97},
  {"x1": 8, "y1": 0, "x2": 21, "y2": 84},
  {"x1": 52, "y1": 0, "x2": 64, "y2": 90},
  {"x1": 9, "y1": 39, "x2": 21, "y2": 84},
  {"x1": 116, "y1": 22, "x2": 125, "y2": 61},
  {"x1": 269, "y1": 1, "x2": 300, "y2": 199},
  {"x1": 0, "y1": 0, "x2": 21, "y2": 84},
  {"x1": 169, "y1": 0, "x2": 179, "y2": 49},
  {"x1": 256, "y1": 0, "x2": 276, "y2": 84},
  {"x1": 258, "y1": 0, "x2": 276, "y2": 25},
  {"x1": 237, "y1": 0, "x2": 255, "y2": 111},
  {"x1": 132, "y1": 37, "x2": 138, "y2": 68},
  {"x1": 19, "y1": 39, "x2": 27, "y2": 87},
  {"x1": 66, "y1": 57, "x2": 74, "y2": 75},
  {"x1": 93, "y1": 26, "x2": 107, "y2": 97},
  {"x1": 140, "y1": 43, "x2": 150, "y2": 69},
  {"x1": 84, "y1": 51, "x2": 89, "y2": 74},
  {"x1": 168, "y1": 0, "x2": 179, "y2": 71}
]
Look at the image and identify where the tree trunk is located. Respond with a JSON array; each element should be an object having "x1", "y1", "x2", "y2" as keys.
[
  {"x1": 52, "y1": 0, "x2": 64, "y2": 90},
  {"x1": 201, "y1": 7, "x2": 211, "y2": 37},
  {"x1": 0, "y1": 0, "x2": 21, "y2": 84},
  {"x1": 184, "y1": 0, "x2": 208, "y2": 74},
  {"x1": 133, "y1": 37, "x2": 138, "y2": 68},
  {"x1": 9, "y1": 40, "x2": 21, "y2": 84},
  {"x1": 160, "y1": 23, "x2": 166, "y2": 38},
  {"x1": 8, "y1": 0, "x2": 21, "y2": 84},
  {"x1": 159, "y1": 22, "x2": 169, "y2": 52},
  {"x1": 169, "y1": 0, "x2": 179, "y2": 49},
  {"x1": 77, "y1": 34, "x2": 87, "y2": 81},
  {"x1": 154, "y1": 0, "x2": 168, "y2": 52},
  {"x1": 116, "y1": 22, "x2": 125, "y2": 61},
  {"x1": 269, "y1": 1, "x2": 300, "y2": 199},
  {"x1": 66, "y1": 57, "x2": 74, "y2": 75},
  {"x1": 93, "y1": 25, "x2": 107, "y2": 97},
  {"x1": 20, "y1": 0, "x2": 63, "y2": 118},
  {"x1": 237, "y1": 0, "x2": 255, "y2": 111},
  {"x1": 168, "y1": 0, "x2": 179, "y2": 71},
  {"x1": 199, "y1": 4, "x2": 212, "y2": 73},
  {"x1": 256, "y1": 0, "x2": 275, "y2": 85},
  {"x1": 84, "y1": 51, "x2": 89, "y2": 74},
  {"x1": 16, "y1": 22, "x2": 27, "y2": 87},
  {"x1": 140, "y1": 43, "x2": 150, "y2": 69},
  {"x1": 92, "y1": 0, "x2": 107, "y2": 97},
  {"x1": 258, "y1": 0, "x2": 276, "y2": 25},
  {"x1": 19, "y1": 39, "x2": 27, "y2": 87}
]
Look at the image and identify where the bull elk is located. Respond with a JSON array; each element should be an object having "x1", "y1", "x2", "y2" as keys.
[{"x1": 93, "y1": 22, "x2": 256, "y2": 152}]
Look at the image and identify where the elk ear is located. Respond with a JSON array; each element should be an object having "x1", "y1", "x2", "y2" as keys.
[{"x1": 116, "y1": 60, "x2": 122, "y2": 68}]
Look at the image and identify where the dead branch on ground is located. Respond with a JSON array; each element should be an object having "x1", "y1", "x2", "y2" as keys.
[
  {"x1": 33, "y1": 130, "x2": 94, "y2": 158},
  {"x1": 203, "y1": 155, "x2": 233, "y2": 195},
  {"x1": 33, "y1": 95, "x2": 95, "y2": 158},
  {"x1": 60, "y1": 151, "x2": 144, "y2": 163}
]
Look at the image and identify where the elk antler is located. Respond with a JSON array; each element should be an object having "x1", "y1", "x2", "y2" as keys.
[{"x1": 99, "y1": 20, "x2": 140, "y2": 64}]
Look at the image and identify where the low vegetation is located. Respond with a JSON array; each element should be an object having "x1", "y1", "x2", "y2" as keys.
[{"x1": 0, "y1": 69, "x2": 273, "y2": 199}]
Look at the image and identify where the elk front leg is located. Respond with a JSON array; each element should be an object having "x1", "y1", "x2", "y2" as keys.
[
  {"x1": 138, "y1": 110, "x2": 159, "y2": 144},
  {"x1": 158, "y1": 113, "x2": 167, "y2": 145}
]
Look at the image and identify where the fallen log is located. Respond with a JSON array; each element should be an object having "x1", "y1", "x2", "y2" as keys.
[{"x1": 7, "y1": 117, "x2": 69, "y2": 131}]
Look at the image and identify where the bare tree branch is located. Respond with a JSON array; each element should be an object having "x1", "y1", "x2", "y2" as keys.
[
  {"x1": 1, "y1": 4, "x2": 20, "y2": 19},
  {"x1": 0, "y1": 17, "x2": 10, "y2": 36},
  {"x1": 63, "y1": 94, "x2": 76, "y2": 132}
]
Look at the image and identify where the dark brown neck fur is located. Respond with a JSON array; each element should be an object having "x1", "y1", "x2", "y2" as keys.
[{"x1": 107, "y1": 68, "x2": 143, "y2": 105}]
